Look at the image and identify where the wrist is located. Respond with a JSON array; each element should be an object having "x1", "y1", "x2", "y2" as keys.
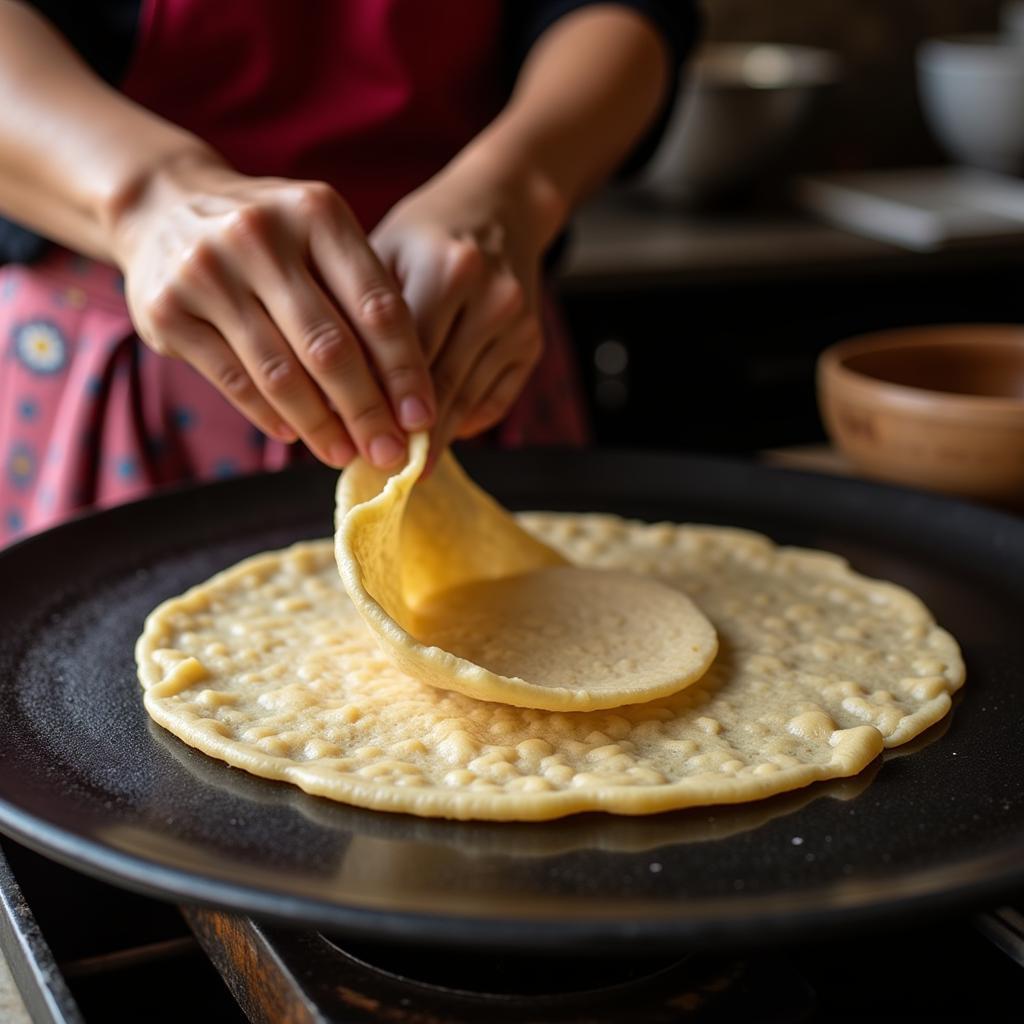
[
  {"x1": 101, "y1": 139, "x2": 229, "y2": 267},
  {"x1": 447, "y1": 135, "x2": 570, "y2": 252}
]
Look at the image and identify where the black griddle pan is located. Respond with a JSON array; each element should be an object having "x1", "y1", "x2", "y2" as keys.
[{"x1": 0, "y1": 449, "x2": 1022, "y2": 952}]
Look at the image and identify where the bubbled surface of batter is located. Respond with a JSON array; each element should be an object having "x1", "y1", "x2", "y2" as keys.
[{"x1": 136, "y1": 515, "x2": 964, "y2": 821}]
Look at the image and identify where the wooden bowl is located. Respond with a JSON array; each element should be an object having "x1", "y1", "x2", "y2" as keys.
[{"x1": 817, "y1": 325, "x2": 1024, "y2": 505}]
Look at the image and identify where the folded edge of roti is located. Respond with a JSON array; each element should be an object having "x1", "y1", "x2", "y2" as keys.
[{"x1": 334, "y1": 434, "x2": 718, "y2": 711}]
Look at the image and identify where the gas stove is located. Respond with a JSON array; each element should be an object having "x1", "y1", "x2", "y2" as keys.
[{"x1": 2, "y1": 837, "x2": 1021, "y2": 1023}]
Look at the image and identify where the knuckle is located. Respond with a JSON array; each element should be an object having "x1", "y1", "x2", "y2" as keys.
[
  {"x1": 294, "y1": 181, "x2": 342, "y2": 218},
  {"x1": 381, "y1": 362, "x2": 421, "y2": 390},
  {"x1": 357, "y1": 285, "x2": 408, "y2": 334},
  {"x1": 216, "y1": 362, "x2": 253, "y2": 398},
  {"x1": 348, "y1": 399, "x2": 389, "y2": 431},
  {"x1": 302, "y1": 410, "x2": 340, "y2": 441},
  {"x1": 302, "y1": 320, "x2": 354, "y2": 372},
  {"x1": 444, "y1": 240, "x2": 485, "y2": 284},
  {"x1": 143, "y1": 285, "x2": 185, "y2": 332},
  {"x1": 255, "y1": 352, "x2": 296, "y2": 393},
  {"x1": 177, "y1": 240, "x2": 220, "y2": 286},
  {"x1": 224, "y1": 204, "x2": 273, "y2": 243},
  {"x1": 493, "y1": 274, "x2": 526, "y2": 320}
]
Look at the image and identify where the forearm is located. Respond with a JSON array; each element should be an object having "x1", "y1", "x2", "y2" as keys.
[
  {"x1": 451, "y1": 4, "x2": 672, "y2": 247},
  {"x1": 0, "y1": 0, "x2": 217, "y2": 262}
]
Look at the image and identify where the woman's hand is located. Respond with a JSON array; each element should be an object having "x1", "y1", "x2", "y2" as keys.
[
  {"x1": 371, "y1": 154, "x2": 563, "y2": 463},
  {"x1": 109, "y1": 153, "x2": 435, "y2": 469}
]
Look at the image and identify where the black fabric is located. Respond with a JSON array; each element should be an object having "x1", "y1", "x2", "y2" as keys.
[
  {"x1": 0, "y1": 217, "x2": 48, "y2": 265},
  {"x1": 27, "y1": 0, "x2": 141, "y2": 84},
  {"x1": 0, "y1": 0, "x2": 700, "y2": 265}
]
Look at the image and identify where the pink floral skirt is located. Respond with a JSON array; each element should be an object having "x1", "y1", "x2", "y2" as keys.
[{"x1": 0, "y1": 248, "x2": 587, "y2": 546}]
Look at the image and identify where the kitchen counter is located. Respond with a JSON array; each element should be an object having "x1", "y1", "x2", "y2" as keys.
[{"x1": 560, "y1": 190, "x2": 1024, "y2": 289}]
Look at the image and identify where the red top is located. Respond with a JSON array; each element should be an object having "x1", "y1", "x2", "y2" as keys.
[{"x1": 121, "y1": 0, "x2": 504, "y2": 229}]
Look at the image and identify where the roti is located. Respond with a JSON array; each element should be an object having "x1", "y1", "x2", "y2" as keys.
[
  {"x1": 334, "y1": 434, "x2": 718, "y2": 710},
  {"x1": 136, "y1": 514, "x2": 964, "y2": 821}
]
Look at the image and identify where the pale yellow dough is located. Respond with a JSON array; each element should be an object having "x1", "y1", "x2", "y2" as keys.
[
  {"x1": 136, "y1": 516, "x2": 964, "y2": 822},
  {"x1": 334, "y1": 434, "x2": 718, "y2": 711}
]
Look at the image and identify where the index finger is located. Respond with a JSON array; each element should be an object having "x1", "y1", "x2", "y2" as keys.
[
  {"x1": 309, "y1": 203, "x2": 436, "y2": 433},
  {"x1": 258, "y1": 269, "x2": 411, "y2": 470}
]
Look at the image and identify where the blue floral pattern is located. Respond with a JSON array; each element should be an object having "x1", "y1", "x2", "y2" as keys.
[
  {"x1": 13, "y1": 320, "x2": 68, "y2": 375},
  {"x1": 7, "y1": 442, "x2": 36, "y2": 490},
  {"x1": 0, "y1": 248, "x2": 327, "y2": 544},
  {"x1": 114, "y1": 454, "x2": 139, "y2": 480},
  {"x1": 172, "y1": 406, "x2": 197, "y2": 430}
]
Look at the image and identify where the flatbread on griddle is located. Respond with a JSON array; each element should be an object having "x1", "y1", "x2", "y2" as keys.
[{"x1": 137, "y1": 514, "x2": 964, "y2": 822}]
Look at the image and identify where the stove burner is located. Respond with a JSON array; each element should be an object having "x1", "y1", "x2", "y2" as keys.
[
  {"x1": 322, "y1": 935, "x2": 688, "y2": 997},
  {"x1": 185, "y1": 909, "x2": 817, "y2": 1022}
]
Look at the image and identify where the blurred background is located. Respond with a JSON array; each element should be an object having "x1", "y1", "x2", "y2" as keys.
[{"x1": 556, "y1": 0, "x2": 1024, "y2": 456}]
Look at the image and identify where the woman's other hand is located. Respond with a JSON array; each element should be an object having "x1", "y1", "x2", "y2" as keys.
[
  {"x1": 110, "y1": 154, "x2": 435, "y2": 469},
  {"x1": 371, "y1": 153, "x2": 562, "y2": 466}
]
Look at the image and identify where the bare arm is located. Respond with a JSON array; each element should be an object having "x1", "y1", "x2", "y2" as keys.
[
  {"x1": 0, "y1": 0, "x2": 434, "y2": 469},
  {"x1": 467, "y1": 2, "x2": 673, "y2": 245},
  {"x1": 0, "y1": 0, "x2": 208, "y2": 259},
  {"x1": 372, "y1": 4, "x2": 674, "y2": 456}
]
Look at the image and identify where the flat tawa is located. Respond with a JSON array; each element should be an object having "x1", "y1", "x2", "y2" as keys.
[{"x1": 0, "y1": 449, "x2": 1022, "y2": 950}]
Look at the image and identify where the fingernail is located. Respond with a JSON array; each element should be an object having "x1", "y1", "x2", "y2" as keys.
[
  {"x1": 369, "y1": 433, "x2": 405, "y2": 468},
  {"x1": 275, "y1": 422, "x2": 298, "y2": 443},
  {"x1": 399, "y1": 395, "x2": 431, "y2": 430},
  {"x1": 329, "y1": 439, "x2": 355, "y2": 468}
]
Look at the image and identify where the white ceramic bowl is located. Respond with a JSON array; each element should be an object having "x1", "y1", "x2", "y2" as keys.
[
  {"x1": 643, "y1": 43, "x2": 841, "y2": 206},
  {"x1": 917, "y1": 35, "x2": 1024, "y2": 174}
]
